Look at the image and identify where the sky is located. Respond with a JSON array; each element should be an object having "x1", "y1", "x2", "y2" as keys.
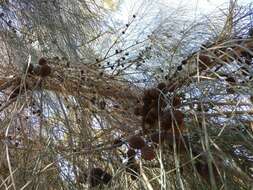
[{"x1": 105, "y1": 0, "x2": 252, "y2": 22}]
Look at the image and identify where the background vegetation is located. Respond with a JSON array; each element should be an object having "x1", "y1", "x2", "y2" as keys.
[{"x1": 0, "y1": 0, "x2": 252, "y2": 189}]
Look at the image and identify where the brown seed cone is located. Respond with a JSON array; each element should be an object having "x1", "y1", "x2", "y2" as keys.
[
  {"x1": 199, "y1": 54, "x2": 212, "y2": 68},
  {"x1": 128, "y1": 135, "x2": 146, "y2": 149},
  {"x1": 161, "y1": 110, "x2": 184, "y2": 133},
  {"x1": 143, "y1": 88, "x2": 159, "y2": 105},
  {"x1": 141, "y1": 146, "x2": 155, "y2": 161},
  {"x1": 173, "y1": 110, "x2": 184, "y2": 126},
  {"x1": 127, "y1": 149, "x2": 136, "y2": 160},
  {"x1": 172, "y1": 96, "x2": 181, "y2": 108},
  {"x1": 157, "y1": 82, "x2": 167, "y2": 91},
  {"x1": 39, "y1": 64, "x2": 51, "y2": 77},
  {"x1": 160, "y1": 111, "x2": 172, "y2": 130},
  {"x1": 38, "y1": 57, "x2": 47, "y2": 65},
  {"x1": 145, "y1": 107, "x2": 159, "y2": 125}
]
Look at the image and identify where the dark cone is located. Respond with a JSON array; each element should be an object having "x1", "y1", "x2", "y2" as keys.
[
  {"x1": 141, "y1": 146, "x2": 155, "y2": 161},
  {"x1": 172, "y1": 96, "x2": 181, "y2": 108},
  {"x1": 39, "y1": 64, "x2": 51, "y2": 77},
  {"x1": 143, "y1": 88, "x2": 159, "y2": 105},
  {"x1": 38, "y1": 57, "x2": 47, "y2": 65},
  {"x1": 157, "y1": 82, "x2": 166, "y2": 91},
  {"x1": 160, "y1": 111, "x2": 172, "y2": 130},
  {"x1": 199, "y1": 54, "x2": 212, "y2": 67},
  {"x1": 145, "y1": 107, "x2": 158, "y2": 125},
  {"x1": 128, "y1": 135, "x2": 146, "y2": 149},
  {"x1": 127, "y1": 149, "x2": 136, "y2": 160},
  {"x1": 161, "y1": 110, "x2": 184, "y2": 132}
]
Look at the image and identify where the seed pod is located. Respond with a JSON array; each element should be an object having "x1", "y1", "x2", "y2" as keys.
[
  {"x1": 177, "y1": 65, "x2": 183, "y2": 71},
  {"x1": 143, "y1": 88, "x2": 159, "y2": 105},
  {"x1": 157, "y1": 82, "x2": 166, "y2": 91},
  {"x1": 172, "y1": 96, "x2": 181, "y2": 108},
  {"x1": 89, "y1": 168, "x2": 112, "y2": 187},
  {"x1": 161, "y1": 110, "x2": 184, "y2": 132},
  {"x1": 173, "y1": 110, "x2": 184, "y2": 129},
  {"x1": 127, "y1": 149, "x2": 136, "y2": 160},
  {"x1": 145, "y1": 107, "x2": 158, "y2": 125},
  {"x1": 199, "y1": 54, "x2": 212, "y2": 67},
  {"x1": 38, "y1": 57, "x2": 47, "y2": 65},
  {"x1": 160, "y1": 111, "x2": 172, "y2": 130},
  {"x1": 39, "y1": 64, "x2": 51, "y2": 77},
  {"x1": 128, "y1": 135, "x2": 145, "y2": 149},
  {"x1": 141, "y1": 146, "x2": 155, "y2": 161}
]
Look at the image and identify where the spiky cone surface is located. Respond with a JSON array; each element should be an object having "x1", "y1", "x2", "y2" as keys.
[
  {"x1": 172, "y1": 96, "x2": 181, "y2": 108},
  {"x1": 89, "y1": 168, "x2": 112, "y2": 187},
  {"x1": 39, "y1": 64, "x2": 51, "y2": 77},
  {"x1": 157, "y1": 82, "x2": 167, "y2": 92},
  {"x1": 142, "y1": 88, "x2": 159, "y2": 105},
  {"x1": 145, "y1": 107, "x2": 159, "y2": 125},
  {"x1": 128, "y1": 135, "x2": 146, "y2": 149},
  {"x1": 161, "y1": 110, "x2": 184, "y2": 133},
  {"x1": 38, "y1": 57, "x2": 47, "y2": 65},
  {"x1": 199, "y1": 54, "x2": 212, "y2": 68},
  {"x1": 127, "y1": 148, "x2": 136, "y2": 160},
  {"x1": 141, "y1": 145, "x2": 155, "y2": 161}
]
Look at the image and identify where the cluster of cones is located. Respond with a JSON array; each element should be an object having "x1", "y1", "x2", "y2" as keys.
[
  {"x1": 26, "y1": 57, "x2": 51, "y2": 77},
  {"x1": 134, "y1": 82, "x2": 184, "y2": 135},
  {"x1": 121, "y1": 82, "x2": 186, "y2": 179},
  {"x1": 121, "y1": 82, "x2": 220, "y2": 183},
  {"x1": 9, "y1": 57, "x2": 51, "y2": 99}
]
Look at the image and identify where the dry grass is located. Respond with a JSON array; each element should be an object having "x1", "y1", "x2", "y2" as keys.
[{"x1": 0, "y1": 0, "x2": 252, "y2": 189}]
